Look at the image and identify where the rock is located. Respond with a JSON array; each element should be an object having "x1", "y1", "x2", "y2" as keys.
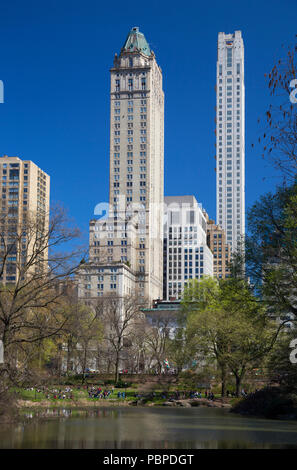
[
  {"x1": 175, "y1": 400, "x2": 192, "y2": 407},
  {"x1": 188, "y1": 400, "x2": 201, "y2": 407},
  {"x1": 163, "y1": 401, "x2": 175, "y2": 406}
]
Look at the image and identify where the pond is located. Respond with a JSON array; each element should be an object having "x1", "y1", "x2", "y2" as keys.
[{"x1": 1, "y1": 407, "x2": 297, "y2": 449}]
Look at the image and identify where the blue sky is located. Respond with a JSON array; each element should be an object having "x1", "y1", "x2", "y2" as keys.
[{"x1": 0, "y1": 0, "x2": 295, "y2": 244}]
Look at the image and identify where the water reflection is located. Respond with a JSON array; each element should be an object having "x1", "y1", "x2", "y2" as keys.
[{"x1": 2, "y1": 407, "x2": 297, "y2": 449}]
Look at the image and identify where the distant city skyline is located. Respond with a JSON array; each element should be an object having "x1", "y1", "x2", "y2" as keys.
[{"x1": 0, "y1": 0, "x2": 294, "y2": 247}]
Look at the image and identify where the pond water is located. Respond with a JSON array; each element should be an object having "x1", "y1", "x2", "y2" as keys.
[{"x1": 1, "y1": 407, "x2": 297, "y2": 449}]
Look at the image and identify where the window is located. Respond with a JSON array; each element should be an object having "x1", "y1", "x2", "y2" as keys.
[{"x1": 227, "y1": 48, "x2": 232, "y2": 68}]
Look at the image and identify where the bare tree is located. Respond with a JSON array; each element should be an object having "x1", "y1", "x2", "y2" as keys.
[
  {"x1": 95, "y1": 293, "x2": 146, "y2": 382},
  {"x1": 143, "y1": 313, "x2": 173, "y2": 374},
  {"x1": 256, "y1": 39, "x2": 297, "y2": 180},
  {"x1": 72, "y1": 307, "x2": 103, "y2": 379},
  {"x1": 0, "y1": 205, "x2": 85, "y2": 375}
]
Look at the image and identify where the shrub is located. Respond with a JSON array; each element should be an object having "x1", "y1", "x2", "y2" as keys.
[
  {"x1": 114, "y1": 381, "x2": 132, "y2": 388},
  {"x1": 231, "y1": 387, "x2": 297, "y2": 419}
]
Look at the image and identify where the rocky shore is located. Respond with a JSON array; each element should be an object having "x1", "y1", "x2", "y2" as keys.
[
  {"x1": 131, "y1": 397, "x2": 231, "y2": 408},
  {"x1": 16, "y1": 398, "x2": 131, "y2": 408},
  {"x1": 16, "y1": 397, "x2": 232, "y2": 409}
]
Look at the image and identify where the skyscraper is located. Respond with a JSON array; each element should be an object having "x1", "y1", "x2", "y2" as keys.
[
  {"x1": 86, "y1": 27, "x2": 164, "y2": 303},
  {"x1": 163, "y1": 196, "x2": 213, "y2": 300},
  {"x1": 0, "y1": 155, "x2": 50, "y2": 283},
  {"x1": 216, "y1": 31, "x2": 245, "y2": 251}
]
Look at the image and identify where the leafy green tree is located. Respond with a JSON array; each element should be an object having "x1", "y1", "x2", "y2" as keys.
[
  {"x1": 182, "y1": 277, "x2": 274, "y2": 396},
  {"x1": 182, "y1": 277, "x2": 229, "y2": 396},
  {"x1": 245, "y1": 183, "x2": 297, "y2": 322},
  {"x1": 266, "y1": 329, "x2": 297, "y2": 391},
  {"x1": 245, "y1": 39, "x2": 297, "y2": 326},
  {"x1": 219, "y1": 278, "x2": 274, "y2": 395}
]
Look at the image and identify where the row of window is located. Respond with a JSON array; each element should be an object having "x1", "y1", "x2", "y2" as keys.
[{"x1": 115, "y1": 78, "x2": 146, "y2": 92}]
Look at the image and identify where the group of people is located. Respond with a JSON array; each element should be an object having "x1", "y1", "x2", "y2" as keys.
[
  {"x1": 205, "y1": 391, "x2": 215, "y2": 400},
  {"x1": 47, "y1": 387, "x2": 74, "y2": 400},
  {"x1": 25, "y1": 385, "x2": 75, "y2": 400},
  {"x1": 24, "y1": 384, "x2": 254, "y2": 402},
  {"x1": 226, "y1": 389, "x2": 249, "y2": 398},
  {"x1": 88, "y1": 386, "x2": 114, "y2": 399}
]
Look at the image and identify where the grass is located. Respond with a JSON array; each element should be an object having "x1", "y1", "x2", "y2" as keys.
[
  {"x1": 14, "y1": 379, "x2": 225, "y2": 408},
  {"x1": 15, "y1": 386, "x2": 141, "y2": 403}
]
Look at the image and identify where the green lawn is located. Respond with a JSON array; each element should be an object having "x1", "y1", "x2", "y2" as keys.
[
  {"x1": 15, "y1": 382, "x2": 223, "y2": 405},
  {"x1": 16, "y1": 386, "x2": 141, "y2": 402}
]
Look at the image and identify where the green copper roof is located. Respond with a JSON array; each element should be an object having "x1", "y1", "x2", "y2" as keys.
[{"x1": 122, "y1": 27, "x2": 151, "y2": 56}]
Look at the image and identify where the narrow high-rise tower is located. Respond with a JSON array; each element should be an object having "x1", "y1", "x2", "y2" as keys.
[
  {"x1": 109, "y1": 27, "x2": 164, "y2": 300},
  {"x1": 87, "y1": 27, "x2": 164, "y2": 303},
  {"x1": 216, "y1": 31, "x2": 245, "y2": 250}
]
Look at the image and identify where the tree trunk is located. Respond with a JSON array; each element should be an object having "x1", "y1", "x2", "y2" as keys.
[
  {"x1": 221, "y1": 364, "x2": 226, "y2": 397},
  {"x1": 235, "y1": 374, "x2": 241, "y2": 397},
  {"x1": 158, "y1": 361, "x2": 162, "y2": 374},
  {"x1": 82, "y1": 345, "x2": 87, "y2": 384},
  {"x1": 66, "y1": 338, "x2": 73, "y2": 374},
  {"x1": 115, "y1": 352, "x2": 120, "y2": 383},
  {"x1": 1, "y1": 329, "x2": 7, "y2": 366}
]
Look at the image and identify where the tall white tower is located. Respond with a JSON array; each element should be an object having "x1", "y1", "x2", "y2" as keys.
[{"x1": 216, "y1": 31, "x2": 245, "y2": 251}]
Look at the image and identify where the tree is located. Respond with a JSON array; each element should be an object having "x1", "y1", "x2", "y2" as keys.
[
  {"x1": 243, "y1": 40, "x2": 297, "y2": 352},
  {"x1": 266, "y1": 329, "x2": 297, "y2": 391},
  {"x1": 218, "y1": 278, "x2": 274, "y2": 396},
  {"x1": 182, "y1": 277, "x2": 229, "y2": 396},
  {"x1": 95, "y1": 293, "x2": 146, "y2": 382},
  {"x1": 127, "y1": 316, "x2": 147, "y2": 373},
  {"x1": 143, "y1": 312, "x2": 174, "y2": 374},
  {"x1": 0, "y1": 205, "x2": 84, "y2": 378},
  {"x1": 245, "y1": 183, "x2": 297, "y2": 321},
  {"x1": 257, "y1": 39, "x2": 297, "y2": 180},
  {"x1": 167, "y1": 310, "x2": 198, "y2": 375},
  {"x1": 72, "y1": 306, "x2": 103, "y2": 380},
  {"x1": 183, "y1": 277, "x2": 274, "y2": 397}
]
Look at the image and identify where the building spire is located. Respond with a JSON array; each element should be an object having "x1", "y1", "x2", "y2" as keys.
[{"x1": 122, "y1": 27, "x2": 151, "y2": 56}]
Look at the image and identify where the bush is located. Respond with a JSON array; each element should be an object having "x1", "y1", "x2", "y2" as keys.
[
  {"x1": 103, "y1": 379, "x2": 115, "y2": 385},
  {"x1": 231, "y1": 387, "x2": 297, "y2": 419},
  {"x1": 114, "y1": 381, "x2": 132, "y2": 388}
]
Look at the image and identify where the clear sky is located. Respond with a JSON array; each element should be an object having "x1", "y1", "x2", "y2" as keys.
[{"x1": 0, "y1": 0, "x2": 296, "y2": 244}]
